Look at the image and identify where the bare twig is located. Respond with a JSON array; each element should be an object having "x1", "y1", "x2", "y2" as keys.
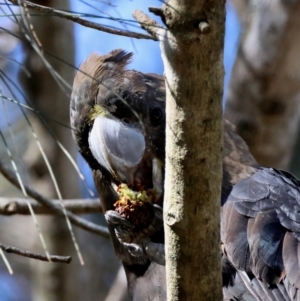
[
  {"x1": 9, "y1": 0, "x2": 155, "y2": 40},
  {"x1": 132, "y1": 9, "x2": 162, "y2": 40},
  {"x1": 0, "y1": 242, "x2": 72, "y2": 264},
  {"x1": 0, "y1": 198, "x2": 102, "y2": 215},
  {"x1": 0, "y1": 160, "x2": 109, "y2": 238}
]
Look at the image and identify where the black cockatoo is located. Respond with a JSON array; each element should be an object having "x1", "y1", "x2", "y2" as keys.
[{"x1": 70, "y1": 49, "x2": 300, "y2": 301}]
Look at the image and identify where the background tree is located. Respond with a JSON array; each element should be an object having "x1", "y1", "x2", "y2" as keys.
[{"x1": 225, "y1": 0, "x2": 300, "y2": 170}]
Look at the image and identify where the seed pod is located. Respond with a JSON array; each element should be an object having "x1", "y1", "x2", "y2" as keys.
[{"x1": 114, "y1": 184, "x2": 154, "y2": 231}]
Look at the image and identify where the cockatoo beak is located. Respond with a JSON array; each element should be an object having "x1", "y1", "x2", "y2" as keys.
[{"x1": 88, "y1": 115, "x2": 145, "y2": 186}]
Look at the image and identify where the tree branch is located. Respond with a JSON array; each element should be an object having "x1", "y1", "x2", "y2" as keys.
[
  {"x1": 0, "y1": 159, "x2": 109, "y2": 238},
  {"x1": 0, "y1": 198, "x2": 102, "y2": 215},
  {"x1": 9, "y1": 0, "x2": 155, "y2": 40},
  {"x1": 132, "y1": 9, "x2": 162, "y2": 41},
  {"x1": 0, "y1": 242, "x2": 71, "y2": 264}
]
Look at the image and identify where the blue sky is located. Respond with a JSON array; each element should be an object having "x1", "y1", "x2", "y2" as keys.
[{"x1": 72, "y1": 0, "x2": 240, "y2": 91}]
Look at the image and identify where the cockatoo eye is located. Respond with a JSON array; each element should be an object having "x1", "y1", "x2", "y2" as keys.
[{"x1": 150, "y1": 107, "x2": 163, "y2": 126}]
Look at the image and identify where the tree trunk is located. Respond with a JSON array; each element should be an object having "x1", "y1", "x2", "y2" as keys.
[{"x1": 160, "y1": 1, "x2": 225, "y2": 300}]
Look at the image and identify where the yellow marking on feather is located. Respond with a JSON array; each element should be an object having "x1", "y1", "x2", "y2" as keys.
[{"x1": 89, "y1": 104, "x2": 108, "y2": 123}]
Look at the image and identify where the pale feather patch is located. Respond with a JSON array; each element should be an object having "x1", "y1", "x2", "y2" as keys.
[{"x1": 89, "y1": 116, "x2": 145, "y2": 185}]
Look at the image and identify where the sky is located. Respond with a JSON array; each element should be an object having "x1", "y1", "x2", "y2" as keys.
[{"x1": 72, "y1": 0, "x2": 240, "y2": 88}]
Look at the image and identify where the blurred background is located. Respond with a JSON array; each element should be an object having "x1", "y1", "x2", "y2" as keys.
[{"x1": 0, "y1": 0, "x2": 300, "y2": 300}]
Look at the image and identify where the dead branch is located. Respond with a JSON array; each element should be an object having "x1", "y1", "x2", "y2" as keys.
[
  {"x1": 9, "y1": 0, "x2": 155, "y2": 40},
  {"x1": 0, "y1": 159, "x2": 109, "y2": 238},
  {"x1": 132, "y1": 9, "x2": 162, "y2": 40},
  {"x1": 0, "y1": 198, "x2": 102, "y2": 215},
  {"x1": 0, "y1": 242, "x2": 71, "y2": 264}
]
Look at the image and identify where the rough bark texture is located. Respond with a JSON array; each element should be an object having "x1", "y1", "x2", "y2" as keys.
[
  {"x1": 225, "y1": 0, "x2": 300, "y2": 169},
  {"x1": 160, "y1": 1, "x2": 225, "y2": 300}
]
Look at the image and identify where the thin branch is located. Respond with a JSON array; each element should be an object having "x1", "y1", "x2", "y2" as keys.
[
  {"x1": 9, "y1": 0, "x2": 155, "y2": 40},
  {"x1": 0, "y1": 198, "x2": 102, "y2": 215},
  {"x1": 132, "y1": 9, "x2": 162, "y2": 40},
  {"x1": 0, "y1": 242, "x2": 72, "y2": 264},
  {"x1": 0, "y1": 159, "x2": 110, "y2": 238}
]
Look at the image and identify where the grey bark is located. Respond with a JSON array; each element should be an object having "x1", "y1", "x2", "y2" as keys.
[
  {"x1": 0, "y1": 198, "x2": 102, "y2": 215},
  {"x1": 160, "y1": 1, "x2": 225, "y2": 300},
  {"x1": 225, "y1": 0, "x2": 300, "y2": 169}
]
